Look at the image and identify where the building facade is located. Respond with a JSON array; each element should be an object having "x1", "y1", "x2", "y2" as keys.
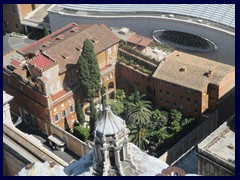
[
  {"x1": 117, "y1": 49, "x2": 235, "y2": 118},
  {"x1": 3, "y1": 23, "x2": 120, "y2": 133},
  {"x1": 3, "y1": 4, "x2": 39, "y2": 33},
  {"x1": 196, "y1": 118, "x2": 235, "y2": 176}
]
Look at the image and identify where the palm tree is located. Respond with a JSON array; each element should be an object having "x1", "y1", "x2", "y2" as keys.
[
  {"x1": 128, "y1": 123, "x2": 148, "y2": 150},
  {"x1": 126, "y1": 91, "x2": 152, "y2": 150},
  {"x1": 126, "y1": 91, "x2": 152, "y2": 126}
]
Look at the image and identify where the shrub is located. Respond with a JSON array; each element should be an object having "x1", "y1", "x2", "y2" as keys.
[{"x1": 73, "y1": 124, "x2": 90, "y2": 142}]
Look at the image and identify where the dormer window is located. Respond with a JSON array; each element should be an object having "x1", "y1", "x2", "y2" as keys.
[
  {"x1": 56, "y1": 34, "x2": 65, "y2": 40},
  {"x1": 75, "y1": 45, "x2": 82, "y2": 52},
  {"x1": 42, "y1": 41, "x2": 52, "y2": 47},
  {"x1": 62, "y1": 52, "x2": 69, "y2": 59},
  {"x1": 91, "y1": 37, "x2": 99, "y2": 43}
]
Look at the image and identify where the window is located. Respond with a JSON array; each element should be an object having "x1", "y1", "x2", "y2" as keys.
[
  {"x1": 194, "y1": 109, "x2": 198, "y2": 113},
  {"x1": 180, "y1": 95, "x2": 184, "y2": 100},
  {"x1": 53, "y1": 108, "x2": 57, "y2": 112},
  {"x1": 159, "y1": 98, "x2": 164, "y2": 103},
  {"x1": 15, "y1": 24, "x2": 19, "y2": 28},
  {"x1": 166, "y1": 91, "x2": 170, "y2": 96},
  {"x1": 68, "y1": 99, "x2": 72, "y2": 104},
  {"x1": 114, "y1": 45, "x2": 117, "y2": 52},
  {"x1": 61, "y1": 103, "x2": 64, "y2": 108},
  {"x1": 4, "y1": 21, "x2": 7, "y2": 27},
  {"x1": 56, "y1": 80, "x2": 61, "y2": 89},
  {"x1": 159, "y1": 80, "x2": 162, "y2": 84},
  {"x1": 12, "y1": 5, "x2": 17, "y2": 13},
  {"x1": 106, "y1": 75, "x2": 110, "y2": 80},
  {"x1": 173, "y1": 84, "x2": 177, "y2": 88},
  {"x1": 194, "y1": 100, "x2": 198, "y2": 105},
  {"x1": 187, "y1": 97, "x2": 191, "y2": 102},
  {"x1": 20, "y1": 85, "x2": 23, "y2": 91},
  {"x1": 110, "y1": 72, "x2": 113, "y2": 78},
  {"x1": 166, "y1": 100, "x2": 170, "y2": 104},
  {"x1": 108, "y1": 47, "x2": 112, "y2": 55},
  {"x1": 69, "y1": 106, "x2": 75, "y2": 114},
  {"x1": 159, "y1": 89, "x2": 162, "y2": 93},
  {"x1": 172, "y1": 93, "x2": 176, "y2": 98},
  {"x1": 54, "y1": 114, "x2": 59, "y2": 122},
  {"x1": 166, "y1": 82, "x2": 170, "y2": 86},
  {"x1": 62, "y1": 110, "x2": 66, "y2": 118},
  {"x1": 187, "y1": 89, "x2": 192, "y2": 93},
  {"x1": 188, "y1": 108, "x2": 191, "y2": 112},
  {"x1": 173, "y1": 102, "x2": 177, "y2": 106}
]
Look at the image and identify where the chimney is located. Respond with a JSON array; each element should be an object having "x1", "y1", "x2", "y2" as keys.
[
  {"x1": 208, "y1": 68, "x2": 213, "y2": 77},
  {"x1": 179, "y1": 66, "x2": 186, "y2": 72}
]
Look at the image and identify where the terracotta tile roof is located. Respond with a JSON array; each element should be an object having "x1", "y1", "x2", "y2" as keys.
[
  {"x1": 10, "y1": 60, "x2": 21, "y2": 68},
  {"x1": 29, "y1": 52, "x2": 55, "y2": 71},
  {"x1": 52, "y1": 89, "x2": 68, "y2": 102},
  {"x1": 153, "y1": 51, "x2": 235, "y2": 91},
  {"x1": 128, "y1": 34, "x2": 153, "y2": 47},
  {"x1": 21, "y1": 23, "x2": 121, "y2": 74}
]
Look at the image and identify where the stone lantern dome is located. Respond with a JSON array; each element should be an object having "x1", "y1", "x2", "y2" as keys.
[{"x1": 93, "y1": 106, "x2": 135, "y2": 176}]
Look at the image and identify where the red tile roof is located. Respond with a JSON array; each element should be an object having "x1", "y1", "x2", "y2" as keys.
[
  {"x1": 29, "y1": 52, "x2": 55, "y2": 70},
  {"x1": 21, "y1": 23, "x2": 121, "y2": 74},
  {"x1": 10, "y1": 60, "x2": 21, "y2": 68},
  {"x1": 52, "y1": 89, "x2": 68, "y2": 102},
  {"x1": 128, "y1": 34, "x2": 153, "y2": 47}
]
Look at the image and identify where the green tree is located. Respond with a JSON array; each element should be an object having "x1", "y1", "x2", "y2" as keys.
[
  {"x1": 107, "y1": 99, "x2": 125, "y2": 116},
  {"x1": 73, "y1": 123, "x2": 90, "y2": 142},
  {"x1": 126, "y1": 91, "x2": 152, "y2": 126},
  {"x1": 101, "y1": 86, "x2": 107, "y2": 110},
  {"x1": 43, "y1": 24, "x2": 50, "y2": 36},
  {"x1": 89, "y1": 98, "x2": 97, "y2": 140},
  {"x1": 77, "y1": 39, "x2": 101, "y2": 98},
  {"x1": 128, "y1": 123, "x2": 148, "y2": 150},
  {"x1": 169, "y1": 109, "x2": 182, "y2": 123},
  {"x1": 75, "y1": 98, "x2": 85, "y2": 125},
  {"x1": 116, "y1": 89, "x2": 126, "y2": 102}
]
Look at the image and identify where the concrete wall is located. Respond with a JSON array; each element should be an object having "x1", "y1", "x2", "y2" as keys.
[
  {"x1": 49, "y1": 12, "x2": 235, "y2": 66},
  {"x1": 197, "y1": 154, "x2": 234, "y2": 176}
]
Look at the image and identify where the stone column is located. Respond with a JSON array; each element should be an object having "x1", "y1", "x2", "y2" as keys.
[
  {"x1": 103, "y1": 150, "x2": 109, "y2": 176},
  {"x1": 115, "y1": 149, "x2": 124, "y2": 175}
]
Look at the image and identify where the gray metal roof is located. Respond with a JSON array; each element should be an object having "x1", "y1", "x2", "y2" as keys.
[{"x1": 58, "y1": 4, "x2": 235, "y2": 28}]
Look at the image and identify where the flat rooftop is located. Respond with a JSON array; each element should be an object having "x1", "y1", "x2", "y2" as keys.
[
  {"x1": 49, "y1": 4, "x2": 235, "y2": 33},
  {"x1": 198, "y1": 118, "x2": 235, "y2": 167},
  {"x1": 22, "y1": 4, "x2": 52, "y2": 29},
  {"x1": 110, "y1": 27, "x2": 136, "y2": 42},
  {"x1": 3, "y1": 50, "x2": 26, "y2": 68},
  {"x1": 152, "y1": 51, "x2": 235, "y2": 91}
]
